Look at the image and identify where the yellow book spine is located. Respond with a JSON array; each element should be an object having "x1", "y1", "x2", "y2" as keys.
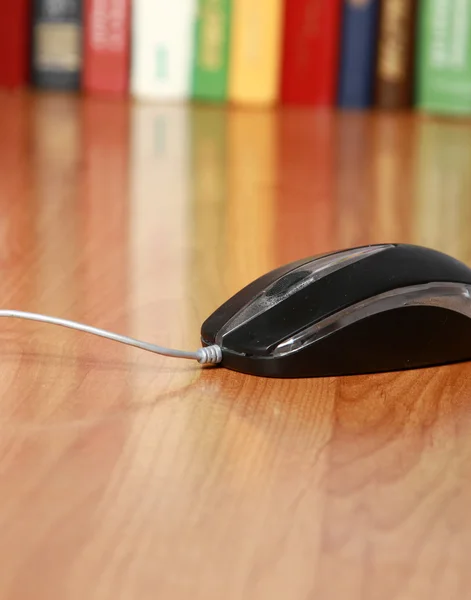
[{"x1": 229, "y1": 0, "x2": 284, "y2": 105}]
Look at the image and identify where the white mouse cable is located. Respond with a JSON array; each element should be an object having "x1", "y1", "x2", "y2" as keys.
[{"x1": 0, "y1": 310, "x2": 223, "y2": 365}]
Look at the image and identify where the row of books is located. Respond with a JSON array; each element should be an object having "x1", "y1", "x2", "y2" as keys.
[{"x1": 1, "y1": 1, "x2": 471, "y2": 114}]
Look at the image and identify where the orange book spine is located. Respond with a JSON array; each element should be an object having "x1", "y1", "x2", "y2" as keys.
[{"x1": 229, "y1": 0, "x2": 284, "y2": 105}]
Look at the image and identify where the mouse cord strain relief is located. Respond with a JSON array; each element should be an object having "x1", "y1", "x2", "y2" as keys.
[{"x1": 196, "y1": 344, "x2": 223, "y2": 365}]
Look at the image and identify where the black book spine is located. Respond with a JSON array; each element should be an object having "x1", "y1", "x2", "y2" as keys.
[{"x1": 31, "y1": 0, "x2": 83, "y2": 90}]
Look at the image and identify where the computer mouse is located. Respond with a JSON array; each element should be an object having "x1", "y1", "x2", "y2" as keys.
[{"x1": 201, "y1": 243, "x2": 471, "y2": 378}]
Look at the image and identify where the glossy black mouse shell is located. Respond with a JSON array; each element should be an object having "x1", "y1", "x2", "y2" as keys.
[{"x1": 201, "y1": 244, "x2": 471, "y2": 378}]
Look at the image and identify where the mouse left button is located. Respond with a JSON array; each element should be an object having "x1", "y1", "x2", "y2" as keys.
[{"x1": 200, "y1": 255, "x2": 317, "y2": 345}]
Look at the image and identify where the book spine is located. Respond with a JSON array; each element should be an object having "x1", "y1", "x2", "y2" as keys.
[
  {"x1": 280, "y1": 0, "x2": 342, "y2": 106},
  {"x1": 191, "y1": 0, "x2": 232, "y2": 102},
  {"x1": 31, "y1": 0, "x2": 83, "y2": 90},
  {"x1": 83, "y1": 0, "x2": 130, "y2": 96},
  {"x1": 416, "y1": 0, "x2": 471, "y2": 115},
  {"x1": 374, "y1": 0, "x2": 418, "y2": 109},
  {"x1": 338, "y1": 0, "x2": 380, "y2": 109},
  {"x1": 0, "y1": 0, "x2": 31, "y2": 88},
  {"x1": 228, "y1": 0, "x2": 284, "y2": 105},
  {"x1": 131, "y1": 0, "x2": 197, "y2": 101}
]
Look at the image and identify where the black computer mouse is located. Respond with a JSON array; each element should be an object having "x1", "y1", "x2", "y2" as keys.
[{"x1": 201, "y1": 243, "x2": 471, "y2": 378}]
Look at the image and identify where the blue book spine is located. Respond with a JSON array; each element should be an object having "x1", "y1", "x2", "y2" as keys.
[{"x1": 338, "y1": 0, "x2": 380, "y2": 108}]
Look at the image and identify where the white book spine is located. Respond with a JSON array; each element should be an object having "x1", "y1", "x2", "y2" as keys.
[{"x1": 131, "y1": 0, "x2": 197, "y2": 101}]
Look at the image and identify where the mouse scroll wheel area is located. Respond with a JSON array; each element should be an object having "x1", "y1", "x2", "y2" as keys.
[{"x1": 265, "y1": 270, "x2": 313, "y2": 298}]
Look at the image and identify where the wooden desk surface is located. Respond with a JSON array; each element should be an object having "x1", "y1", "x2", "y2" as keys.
[{"x1": 1, "y1": 91, "x2": 471, "y2": 600}]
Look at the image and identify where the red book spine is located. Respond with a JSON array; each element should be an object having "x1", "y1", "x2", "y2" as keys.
[
  {"x1": 0, "y1": 0, "x2": 30, "y2": 88},
  {"x1": 83, "y1": 0, "x2": 130, "y2": 96},
  {"x1": 280, "y1": 0, "x2": 342, "y2": 106}
]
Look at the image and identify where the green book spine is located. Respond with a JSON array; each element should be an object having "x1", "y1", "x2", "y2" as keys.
[
  {"x1": 192, "y1": 0, "x2": 231, "y2": 101},
  {"x1": 417, "y1": 0, "x2": 471, "y2": 114}
]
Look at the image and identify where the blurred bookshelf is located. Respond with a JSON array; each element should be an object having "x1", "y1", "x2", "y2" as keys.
[{"x1": 1, "y1": 0, "x2": 471, "y2": 116}]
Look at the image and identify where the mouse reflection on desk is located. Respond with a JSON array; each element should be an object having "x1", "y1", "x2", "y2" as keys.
[{"x1": 201, "y1": 244, "x2": 471, "y2": 378}]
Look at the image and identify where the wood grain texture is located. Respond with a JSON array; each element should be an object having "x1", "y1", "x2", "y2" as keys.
[{"x1": 1, "y1": 91, "x2": 471, "y2": 600}]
